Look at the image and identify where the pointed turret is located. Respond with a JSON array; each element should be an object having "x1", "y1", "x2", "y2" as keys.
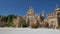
[
  {"x1": 37, "y1": 13, "x2": 41, "y2": 22},
  {"x1": 55, "y1": 4, "x2": 60, "y2": 11},
  {"x1": 27, "y1": 6, "x2": 34, "y2": 15},
  {"x1": 56, "y1": 4, "x2": 58, "y2": 8},
  {"x1": 42, "y1": 10, "x2": 45, "y2": 17}
]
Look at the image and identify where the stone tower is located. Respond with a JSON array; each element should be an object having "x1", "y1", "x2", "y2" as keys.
[
  {"x1": 48, "y1": 4, "x2": 60, "y2": 28},
  {"x1": 42, "y1": 10, "x2": 45, "y2": 17},
  {"x1": 55, "y1": 4, "x2": 60, "y2": 27},
  {"x1": 26, "y1": 6, "x2": 37, "y2": 26},
  {"x1": 42, "y1": 10, "x2": 45, "y2": 22}
]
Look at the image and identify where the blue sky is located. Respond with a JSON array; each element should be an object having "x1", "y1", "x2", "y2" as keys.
[{"x1": 0, "y1": 0, "x2": 60, "y2": 16}]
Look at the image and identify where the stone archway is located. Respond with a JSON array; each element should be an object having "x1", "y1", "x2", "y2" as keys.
[{"x1": 50, "y1": 21, "x2": 55, "y2": 28}]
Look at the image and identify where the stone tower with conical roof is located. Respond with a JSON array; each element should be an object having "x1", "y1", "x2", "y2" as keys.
[
  {"x1": 42, "y1": 10, "x2": 45, "y2": 21},
  {"x1": 42, "y1": 10, "x2": 45, "y2": 17},
  {"x1": 55, "y1": 4, "x2": 60, "y2": 27},
  {"x1": 48, "y1": 4, "x2": 60, "y2": 28},
  {"x1": 26, "y1": 6, "x2": 37, "y2": 27}
]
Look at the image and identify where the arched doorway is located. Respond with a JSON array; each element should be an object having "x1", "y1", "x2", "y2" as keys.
[{"x1": 50, "y1": 21, "x2": 55, "y2": 28}]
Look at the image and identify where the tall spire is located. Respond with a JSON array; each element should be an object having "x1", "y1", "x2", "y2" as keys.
[
  {"x1": 28, "y1": 5, "x2": 34, "y2": 12},
  {"x1": 55, "y1": 4, "x2": 60, "y2": 11},
  {"x1": 56, "y1": 4, "x2": 58, "y2": 8},
  {"x1": 27, "y1": 5, "x2": 34, "y2": 15},
  {"x1": 42, "y1": 10, "x2": 45, "y2": 17}
]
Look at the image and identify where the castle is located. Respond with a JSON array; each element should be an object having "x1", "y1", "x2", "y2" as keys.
[
  {"x1": 0, "y1": 5, "x2": 60, "y2": 28},
  {"x1": 13, "y1": 6, "x2": 47, "y2": 28},
  {"x1": 13, "y1": 5, "x2": 60, "y2": 28},
  {"x1": 48, "y1": 5, "x2": 60, "y2": 28}
]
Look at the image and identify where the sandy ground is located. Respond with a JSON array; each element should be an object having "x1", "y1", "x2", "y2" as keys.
[{"x1": 0, "y1": 28, "x2": 60, "y2": 34}]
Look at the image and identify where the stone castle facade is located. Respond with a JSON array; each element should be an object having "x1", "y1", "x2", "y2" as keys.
[
  {"x1": 1, "y1": 5, "x2": 59, "y2": 28},
  {"x1": 13, "y1": 6, "x2": 46, "y2": 28},
  {"x1": 48, "y1": 6, "x2": 60, "y2": 28},
  {"x1": 25, "y1": 6, "x2": 45, "y2": 27},
  {"x1": 13, "y1": 5, "x2": 60, "y2": 28}
]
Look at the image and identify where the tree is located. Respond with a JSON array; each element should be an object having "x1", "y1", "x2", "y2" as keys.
[{"x1": 6, "y1": 14, "x2": 17, "y2": 27}]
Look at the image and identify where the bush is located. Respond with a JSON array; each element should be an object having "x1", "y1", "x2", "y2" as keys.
[{"x1": 31, "y1": 24, "x2": 38, "y2": 28}]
